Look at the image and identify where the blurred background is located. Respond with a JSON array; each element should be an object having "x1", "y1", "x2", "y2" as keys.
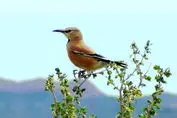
[{"x1": 0, "y1": 0, "x2": 177, "y2": 118}]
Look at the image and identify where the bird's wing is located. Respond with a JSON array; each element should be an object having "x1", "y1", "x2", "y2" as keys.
[
  {"x1": 72, "y1": 50, "x2": 107, "y2": 61},
  {"x1": 72, "y1": 50, "x2": 127, "y2": 68}
]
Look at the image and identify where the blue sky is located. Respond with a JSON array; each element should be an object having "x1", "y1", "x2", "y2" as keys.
[{"x1": 0, "y1": 0, "x2": 177, "y2": 95}]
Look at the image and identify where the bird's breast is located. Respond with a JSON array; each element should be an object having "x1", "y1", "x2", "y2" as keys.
[{"x1": 66, "y1": 42, "x2": 105, "y2": 71}]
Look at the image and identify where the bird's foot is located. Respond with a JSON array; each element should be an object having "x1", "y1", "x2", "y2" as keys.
[
  {"x1": 78, "y1": 70, "x2": 92, "y2": 79},
  {"x1": 78, "y1": 70, "x2": 86, "y2": 78}
]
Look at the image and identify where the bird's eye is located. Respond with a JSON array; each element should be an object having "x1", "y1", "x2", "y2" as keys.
[{"x1": 64, "y1": 29, "x2": 72, "y2": 33}]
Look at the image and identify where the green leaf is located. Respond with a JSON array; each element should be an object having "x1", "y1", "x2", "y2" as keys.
[
  {"x1": 80, "y1": 107, "x2": 88, "y2": 114},
  {"x1": 107, "y1": 70, "x2": 112, "y2": 75},
  {"x1": 66, "y1": 95, "x2": 73, "y2": 103},
  {"x1": 149, "y1": 108, "x2": 156, "y2": 116},
  {"x1": 164, "y1": 68, "x2": 172, "y2": 77},
  {"x1": 153, "y1": 65, "x2": 160, "y2": 70},
  {"x1": 118, "y1": 73, "x2": 124, "y2": 78},
  {"x1": 155, "y1": 104, "x2": 161, "y2": 109},
  {"x1": 156, "y1": 98, "x2": 162, "y2": 104},
  {"x1": 145, "y1": 76, "x2": 151, "y2": 81},
  {"x1": 81, "y1": 88, "x2": 86, "y2": 92},
  {"x1": 55, "y1": 68, "x2": 60, "y2": 73},
  {"x1": 114, "y1": 87, "x2": 118, "y2": 90},
  {"x1": 155, "y1": 85, "x2": 160, "y2": 91},
  {"x1": 138, "y1": 114, "x2": 145, "y2": 118}
]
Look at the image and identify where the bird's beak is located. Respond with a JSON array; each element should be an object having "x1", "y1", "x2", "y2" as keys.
[{"x1": 53, "y1": 29, "x2": 65, "y2": 33}]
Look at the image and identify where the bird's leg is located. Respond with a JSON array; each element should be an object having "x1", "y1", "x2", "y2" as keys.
[
  {"x1": 73, "y1": 69, "x2": 78, "y2": 79},
  {"x1": 86, "y1": 71, "x2": 93, "y2": 78},
  {"x1": 75, "y1": 70, "x2": 92, "y2": 88},
  {"x1": 78, "y1": 70, "x2": 86, "y2": 79}
]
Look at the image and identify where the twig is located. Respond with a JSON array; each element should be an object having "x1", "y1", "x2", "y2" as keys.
[
  {"x1": 74, "y1": 69, "x2": 107, "y2": 88},
  {"x1": 50, "y1": 89, "x2": 58, "y2": 118},
  {"x1": 51, "y1": 89, "x2": 57, "y2": 103},
  {"x1": 138, "y1": 63, "x2": 152, "y2": 88},
  {"x1": 125, "y1": 68, "x2": 138, "y2": 81},
  {"x1": 144, "y1": 63, "x2": 152, "y2": 76},
  {"x1": 78, "y1": 77, "x2": 89, "y2": 88}
]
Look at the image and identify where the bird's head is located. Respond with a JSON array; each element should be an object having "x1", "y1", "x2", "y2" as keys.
[{"x1": 53, "y1": 27, "x2": 83, "y2": 41}]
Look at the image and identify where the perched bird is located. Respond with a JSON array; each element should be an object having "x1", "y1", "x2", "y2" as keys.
[{"x1": 53, "y1": 27, "x2": 127, "y2": 71}]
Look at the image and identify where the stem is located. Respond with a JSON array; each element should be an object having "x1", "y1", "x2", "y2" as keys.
[
  {"x1": 78, "y1": 77, "x2": 89, "y2": 88},
  {"x1": 119, "y1": 77, "x2": 124, "y2": 118},
  {"x1": 125, "y1": 68, "x2": 137, "y2": 81},
  {"x1": 51, "y1": 89, "x2": 57, "y2": 103},
  {"x1": 76, "y1": 70, "x2": 106, "y2": 88},
  {"x1": 138, "y1": 63, "x2": 152, "y2": 88},
  {"x1": 119, "y1": 86, "x2": 123, "y2": 117},
  {"x1": 50, "y1": 89, "x2": 59, "y2": 118}
]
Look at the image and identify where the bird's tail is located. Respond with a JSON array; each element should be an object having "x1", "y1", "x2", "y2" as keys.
[
  {"x1": 97, "y1": 58, "x2": 127, "y2": 68},
  {"x1": 110, "y1": 60, "x2": 127, "y2": 68}
]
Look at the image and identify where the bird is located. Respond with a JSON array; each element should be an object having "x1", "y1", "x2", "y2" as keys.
[{"x1": 53, "y1": 27, "x2": 127, "y2": 72}]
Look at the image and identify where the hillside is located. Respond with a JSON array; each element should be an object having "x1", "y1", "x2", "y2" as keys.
[{"x1": 0, "y1": 78, "x2": 177, "y2": 118}]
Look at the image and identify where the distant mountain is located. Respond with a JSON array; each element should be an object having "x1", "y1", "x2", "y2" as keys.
[
  {"x1": 0, "y1": 78, "x2": 45, "y2": 92},
  {"x1": 0, "y1": 78, "x2": 177, "y2": 118},
  {"x1": 0, "y1": 78, "x2": 104, "y2": 97}
]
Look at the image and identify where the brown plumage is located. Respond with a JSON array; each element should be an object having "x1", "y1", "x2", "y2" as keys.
[{"x1": 53, "y1": 27, "x2": 127, "y2": 71}]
